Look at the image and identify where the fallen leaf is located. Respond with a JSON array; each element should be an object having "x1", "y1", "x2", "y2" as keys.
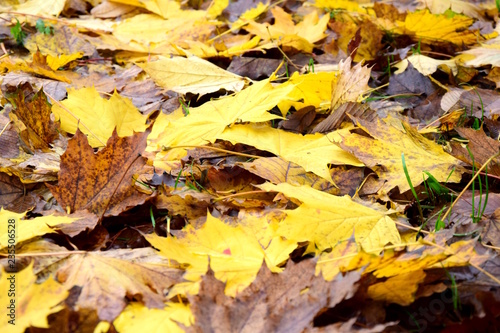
[
  {"x1": 10, "y1": 87, "x2": 58, "y2": 151},
  {"x1": 330, "y1": 57, "x2": 371, "y2": 112},
  {"x1": 47, "y1": 128, "x2": 151, "y2": 217},
  {"x1": 0, "y1": 263, "x2": 68, "y2": 333},
  {"x1": 279, "y1": 105, "x2": 316, "y2": 133},
  {"x1": 145, "y1": 212, "x2": 271, "y2": 296},
  {"x1": 340, "y1": 116, "x2": 463, "y2": 193},
  {"x1": 277, "y1": 71, "x2": 338, "y2": 114},
  {"x1": 450, "y1": 127, "x2": 500, "y2": 176},
  {"x1": 394, "y1": 9, "x2": 478, "y2": 46},
  {"x1": 388, "y1": 63, "x2": 436, "y2": 97},
  {"x1": 46, "y1": 52, "x2": 84, "y2": 70},
  {"x1": 24, "y1": 26, "x2": 96, "y2": 57},
  {"x1": 329, "y1": 18, "x2": 384, "y2": 62},
  {"x1": 12, "y1": 0, "x2": 66, "y2": 16},
  {"x1": 187, "y1": 260, "x2": 360, "y2": 333},
  {"x1": 395, "y1": 54, "x2": 458, "y2": 76},
  {"x1": 51, "y1": 87, "x2": 148, "y2": 148},
  {"x1": 237, "y1": 157, "x2": 339, "y2": 195},
  {"x1": 245, "y1": 6, "x2": 329, "y2": 53},
  {"x1": 0, "y1": 172, "x2": 35, "y2": 212},
  {"x1": 0, "y1": 51, "x2": 74, "y2": 83},
  {"x1": 219, "y1": 123, "x2": 362, "y2": 183},
  {"x1": 153, "y1": 79, "x2": 295, "y2": 148},
  {"x1": 137, "y1": 56, "x2": 249, "y2": 96},
  {"x1": 259, "y1": 182, "x2": 402, "y2": 253},
  {"x1": 55, "y1": 251, "x2": 183, "y2": 321},
  {"x1": 113, "y1": 302, "x2": 192, "y2": 333},
  {"x1": 91, "y1": 0, "x2": 135, "y2": 18},
  {"x1": 367, "y1": 270, "x2": 426, "y2": 305},
  {"x1": 0, "y1": 208, "x2": 80, "y2": 249},
  {"x1": 459, "y1": 44, "x2": 500, "y2": 68}
]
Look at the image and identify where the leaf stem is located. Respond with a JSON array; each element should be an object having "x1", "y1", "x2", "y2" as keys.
[{"x1": 164, "y1": 145, "x2": 261, "y2": 159}]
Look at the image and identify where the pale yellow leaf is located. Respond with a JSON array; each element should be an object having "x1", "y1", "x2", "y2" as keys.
[
  {"x1": 137, "y1": 56, "x2": 248, "y2": 95},
  {"x1": 14, "y1": 0, "x2": 65, "y2": 16},
  {"x1": 259, "y1": 182, "x2": 401, "y2": 253},
  {"x1": 340, "y1": 116, "x2": 464, "y2": 194},
  {"x1": 330, "y1": 57, "x2": 371, "y2": 111},
  {"x1": 219, "y1": 124, "x2": 362, "y2": 183},
  {"x1": 459, "y1": 44, "x2": 500, "y2": 68},
  {"x1": 395, "y1": 54, "x2": 458, "y2": 76}
]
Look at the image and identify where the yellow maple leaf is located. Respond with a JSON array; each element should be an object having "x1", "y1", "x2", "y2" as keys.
[
  {"x1": 207, "y1": 0, "x2": 228, "y2": 18},
  {"x1": 46, "y1": 52, "x2": 84, "y2": 71},
  {"x1": 0, "y1": 209, "x2": 79, "y2": 249},
  {"x1": 367, "y1": 270, "x2": 427, "y2": 305},
  {"x1": 218, "y1": 124, "x2": 362, "y2": 183},
  {"x1": 51, "y1": 87, "x2": 148, "y2": 148},
  {"x1": 144, "y1": 213, "x2": 270, "y2": 296},
  {"x1": 237, "y1": 209, "x2": 297, "y2": 270},
  {"x1": 0, "y1": 263, "x2": 68, "y2": 333},
  {"x1": 340, "y1": 116, "x2": 464, "y2": 194},
  {"x1": 318, "y1": 236, "x2": 480, "y2": 304},
  {"x1": 245, "y1": 6, "x2": 329, "y2": 53},
  {"x1": 114, "y1": 302, "x2": 192, "y2": 333},
  {"x1": 394, "y1": 9, "x2": 478, "y2": 45},
  {"x1": 153, "y1": 79, "x2": 295, "y2": 148},
  {"x1": 259, "y1": 182, "x2": 401, "y2": 253},
  {"x1": 0, "y1": 51, "x2": 74, "y2": 83},
  {"x1": 277, "y1": 71, "x2": 339, "y2": 114},
  {"x1": 137, "y1": 56, "x2": 249, "y2": 95}
]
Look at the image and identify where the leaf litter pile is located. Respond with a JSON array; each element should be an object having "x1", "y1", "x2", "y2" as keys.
[{"x1": 1, "y1": 0, "x2": 500, "y2": 332}]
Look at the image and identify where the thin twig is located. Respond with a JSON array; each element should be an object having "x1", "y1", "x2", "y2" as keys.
[{"x1": 164, "y1": 145, "x2": 261, "y2": 159}]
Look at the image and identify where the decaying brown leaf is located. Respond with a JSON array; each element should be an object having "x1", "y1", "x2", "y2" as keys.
[
  {"x1": 9, "y1": 87, "x2": 57, "y2": 151},
  {"x1": 187, "y1": 260, "x2": 362, "y2": 333},
  {"x1": 55, "y1": 250, "x2": 183, "y2": 321},
  {"x1": 47, "y1": 128, "x2": 151, "y2": 217}
]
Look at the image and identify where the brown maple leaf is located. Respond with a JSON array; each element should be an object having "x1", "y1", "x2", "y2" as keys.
[
  {"x1": 47, "y1": 127, "x2": 152, "y2": 217},
  {"x1": 186, "y1": 259, "x2": 361, "y2": 333},
  {"x1": 10, "y1": 86, "x2": 58, "y2": 151}
]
